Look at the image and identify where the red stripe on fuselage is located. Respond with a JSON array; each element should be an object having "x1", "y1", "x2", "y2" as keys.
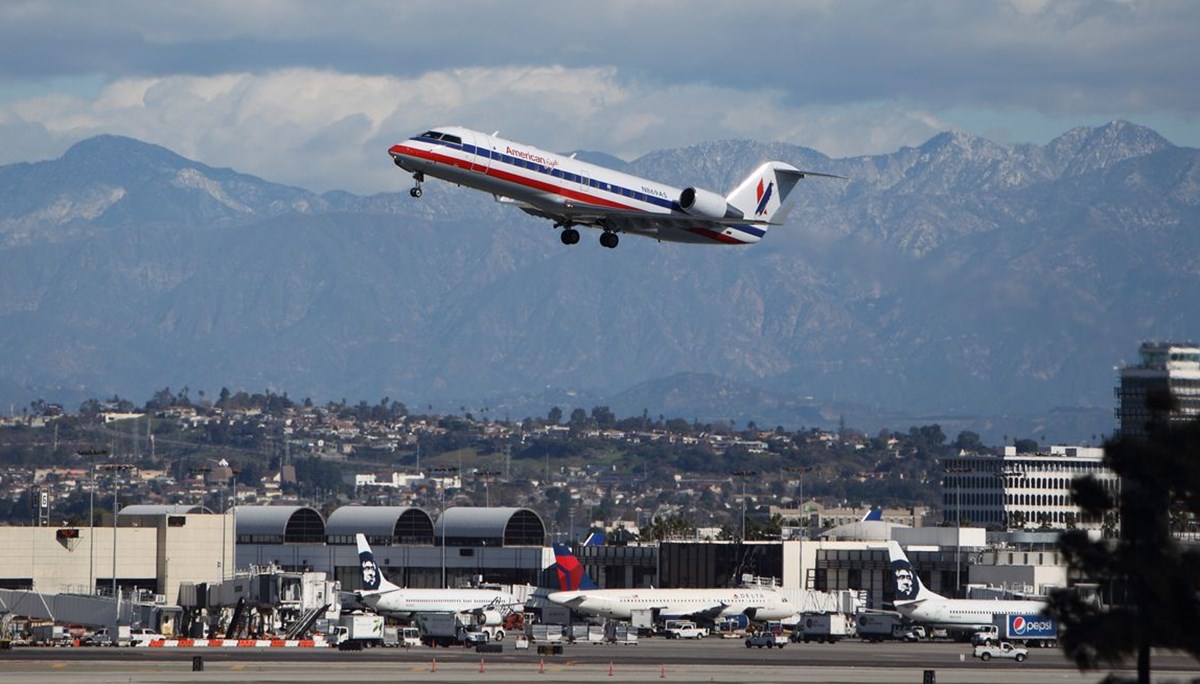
[{"x1": 391, "y1": 143, "x2": 641, "y2": 213}]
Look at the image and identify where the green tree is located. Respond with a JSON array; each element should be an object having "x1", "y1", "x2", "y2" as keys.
[
  {"x1": 1047, "y1": 391, "x2": 1200, "y2": 682},
  {"x1": 953, "y1": 430, "x2": 984, "y2": 451},
  {"x1": 1014, "y1": 438, "x2": 1039, "y2": 454}
]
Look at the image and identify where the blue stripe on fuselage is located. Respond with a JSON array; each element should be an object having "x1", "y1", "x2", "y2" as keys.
[{"x1": 413, "y1": 134, "x2": 679, "y2": 212}]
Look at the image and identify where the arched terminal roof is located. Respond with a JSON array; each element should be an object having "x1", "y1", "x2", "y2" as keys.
[
  {"x1": 233, "y1": 505, "x2": 326, "y2": 544},
  {"x1": 433, "y1": 507, "x2": 546, "y2": 547},
  {"x1": 325, "y1": 506, "x2": 435, "y2": 545},
  {"x1": 818, "y1": 520, "x2": 908, "y2": 542},
  {"x1": 119, "y1": 504, "x2": 212, "y2": 515}
]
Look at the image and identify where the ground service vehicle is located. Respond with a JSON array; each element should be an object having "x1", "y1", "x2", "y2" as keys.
[
  {"x1": 663, "y1": 620, "x2": 709, "y2": 639},
  {"x1": 333, "y1": 614, "x2": 386, "y2": 650},
  {"x1": 792, "y1": 613, "x2": 851, "y2": 643},
  {"x1": 974, "y1": 641, "x2": 1029, "y2": 662},
  {"x1": 30, "y1": 624, "x2": 70, "y2": 646},
  {"x1": 85, "y1": 626, "x2": 131, "y2": 647},
  {"x1": 988, "y1": 613, "x2": 1058, "y2": 647},
  {"x1": 855, "y1": 612, "x2": 906, "y2": 643},
  {"x1": 129, "y1": 628, "x2": 165, "y2": 646},
  {"x1": 745, "y1": 631, "x2": 788, "y2": 648}
]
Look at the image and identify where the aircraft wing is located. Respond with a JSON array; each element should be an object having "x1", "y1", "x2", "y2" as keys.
[{"x1": 497, "y1": 195, "x2": 779, "y2": 228}]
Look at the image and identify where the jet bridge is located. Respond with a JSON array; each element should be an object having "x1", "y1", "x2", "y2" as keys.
[{"x1": 0, "y1": 588, "x2": 175, "y2": 632}]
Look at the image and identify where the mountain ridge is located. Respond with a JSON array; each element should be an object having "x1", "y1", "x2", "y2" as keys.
[{"x1": 0, "y1": 121, "x2": 1195, "y2": 443}]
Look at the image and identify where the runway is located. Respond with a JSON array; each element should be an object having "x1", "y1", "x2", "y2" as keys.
[{"x1": 3, "y1": 639, "x2": 1197, "y2": 683}]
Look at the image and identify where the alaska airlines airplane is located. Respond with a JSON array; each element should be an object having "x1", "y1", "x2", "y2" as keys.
[
  {"x1": 545, "y1": 543, "x2": 794, "y2": 621},
  {"x1": 886, "y1": 541, "x2": 1046, "y2": 630},
  {"x1": 354, "y1": 533, "x2": 523, "y2": 624},
  {"x1": 388, "y1": 127, "x2": 842, "y2": 248}
]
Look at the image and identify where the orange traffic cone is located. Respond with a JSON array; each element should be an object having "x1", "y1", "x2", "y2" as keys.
[
  {"x1": 608, "y1": 662, "x2": 614, "y2": 677},
  {"x1": 539, "y1": 658, "x2": 545, "y2": 674},
  {"x1": 660, "y1": 663, "x2": 666, "y2": 679},
  {"x1": 479, "y1": 658, "x2": 486, "y2": 673},
  {"x1": 431, "y1": 657, "x2": 437, "y2": 673}
]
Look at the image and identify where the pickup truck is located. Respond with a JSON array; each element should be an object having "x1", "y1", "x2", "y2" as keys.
[
  {"x1": 744, "y1": 631, "x2": 788, "y2": 649},
  {"x1": 662, "y1": 620, "x2": 709, "y2": 639},
  {"x1": 974, "y1": 641, "x2": 1029, "y2": 662}
]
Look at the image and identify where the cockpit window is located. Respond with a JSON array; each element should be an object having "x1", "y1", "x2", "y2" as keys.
[
  {"x1": 420, "y1": 131, "x2": 444, "y2": 140},
  {"x1": 441, "y1": 134, "x2": 462, "y2": 146}
]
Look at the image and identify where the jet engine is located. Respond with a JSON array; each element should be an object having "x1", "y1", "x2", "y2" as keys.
[
  {"x1": 678, "y1": 187, "x2": 744, "y2": 220},
  {"x1": 475, "y1": 609, "x2": 504, "y2": 626}
]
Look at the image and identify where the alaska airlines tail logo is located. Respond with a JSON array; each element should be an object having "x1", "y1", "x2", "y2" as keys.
[
  {"x1": 754, "y1": 179, "x2": 775, "y2": 216},
  {"x1": 891, "y1": 559, "x2": 919, "y2": 602},
  {"x1": 359, "y1": 549, "x2": 382, "y2": 591}
]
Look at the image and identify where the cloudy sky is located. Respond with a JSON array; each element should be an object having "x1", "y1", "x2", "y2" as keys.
[{"x1": 1, "y1": 0, "x2": 1196, "y2": 193}]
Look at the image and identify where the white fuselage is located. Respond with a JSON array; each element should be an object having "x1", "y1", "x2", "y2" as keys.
[
  {"x1": 896, "y1": 598, "x2": 1047, "y2": 630},
  {"x1": 547, "y1": 588, "x2": 794, "y2": 621},
  {"x1": 388, "y1": 127, "x2": 765, "y2": 245},
  {"x1": 363, "y1": 588, "x2": 520, "y2": 619}
]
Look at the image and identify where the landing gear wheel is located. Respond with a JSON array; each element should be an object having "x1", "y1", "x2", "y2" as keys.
[
  {"x1": 410, "y1": 187, "x2": 422, "y2": 198},
  {"x1": 409, "y1": 171, "x2": 424, "y2": 198},
  {"x1": 599, "y1": 231, "x2": 619, "y2": 248},
  {"x1": 560, "y1": 228, "x2": 580, "y2": 245}
]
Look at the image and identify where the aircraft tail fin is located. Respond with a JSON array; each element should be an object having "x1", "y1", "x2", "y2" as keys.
[
  {"x1": 356, "y1": 533, "x2": 402, "y2": 594},
  {"x1": 541, "y1": 542, "x2": 600, "y2": 591},
  {"x1": 725, "y1": 162, "x2": 844, "y2": 225},
  {"x1": 886, "y1": 540, "x2": 942, "y2": 605},
  {"x1": 862, "y1": 506, "x2": 883, "y2": 522}
]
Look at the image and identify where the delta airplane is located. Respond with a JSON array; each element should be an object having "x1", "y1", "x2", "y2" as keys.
[
  {"x1": 388, "y1": 127, "x2": 842, "y2": 248},
  {"x1": 544, "y1": 543, "x2": 794, "y2": 622},
  {"x1": 354, "y1": 533, "x2": 523, "y2": 623},
  {"x1": 886, "y1": 541, "x2": 1047, "y2": 630}
]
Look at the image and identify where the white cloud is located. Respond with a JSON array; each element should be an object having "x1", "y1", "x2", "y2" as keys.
[{"x1": 0, "y1": 66, "x2": 952, "y2": 194}]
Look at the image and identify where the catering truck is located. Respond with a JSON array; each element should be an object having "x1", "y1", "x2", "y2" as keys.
[{"x1": 974, "y1": 614, "x2": 1058, "y2": 648}]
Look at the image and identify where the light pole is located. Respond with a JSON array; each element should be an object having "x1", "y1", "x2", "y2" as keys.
[
  {"x1": 477, "y1": 469, "x2": 501, "y2": 508},
  {"x1": 944, "y1": 464, "x2": 972, "y2": 597},
  {"x1": 785, "y1": 466, "x2": 814, "y2": 538},
  {"x1": 731, "y1": 470, "x2": 757, "y2": 541},
  {"x1": 98, "y1": 462, "x2": 134, "y2": 604},
  {"x1": 78, "y1": 448, "x2": 108, "y2": 594},
  {"x1": 228, "y1": 468, "x2": 239, "y2": 581},
  {"x1": 432, "y1": 466, "x2": 458, "y2": 588}
]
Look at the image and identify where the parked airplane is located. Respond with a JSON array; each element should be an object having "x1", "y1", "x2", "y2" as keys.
[
  {"x1": 886, "y1": 540, "x2": 1046, "y2": 630},
  {"x1": 388, "y1": 127, "x2": 843, "y2": 248},
  {"x1": 544, "y1": 543, "x2": 795, "y2": 621},
  {"x1": 354, "y1": 533, "x2": 523, "y2": 623}
]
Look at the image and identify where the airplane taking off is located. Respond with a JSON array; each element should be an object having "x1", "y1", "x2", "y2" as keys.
[
  {"x1": 388, "y1": 127, "x2": 843, "y2": 248},
  {"x1": 354, "y1": 533, "x2": 522, "y2": 623},
  {"x1": 544, "y1": 543, "x2": 795, "y2": 621},
  {"x1": 886, "y1": 541, "x2": 1047, "y2": 630}
]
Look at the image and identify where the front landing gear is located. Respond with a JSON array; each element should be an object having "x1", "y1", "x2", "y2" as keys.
[
  {"x1": 409, "y1": 171, "x2": 425, "y2": 198},
  {"x1": 599, "y1": 231, "x2": 619, "y2": 249}
]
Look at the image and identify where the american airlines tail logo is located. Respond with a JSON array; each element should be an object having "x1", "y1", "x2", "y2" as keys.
[{"x1": 754, "y1": 179, "x2": 775, "y2": 216}]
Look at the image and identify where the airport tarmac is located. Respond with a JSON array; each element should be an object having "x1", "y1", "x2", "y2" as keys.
[{"x1": 3, "y1": 639, "x2": 1198, "y2": 683}]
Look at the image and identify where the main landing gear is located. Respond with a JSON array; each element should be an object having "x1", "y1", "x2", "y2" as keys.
[
  {"x1": 557, "y1": 225, "x2": 618, "y2": 248},
  {"x1": 409, "y1": 172, "x2": 424, "y2": 198}
]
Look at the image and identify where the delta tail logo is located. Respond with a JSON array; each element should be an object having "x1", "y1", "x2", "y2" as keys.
[{"x1": 754, "y1": 179, "x2": 775, "y2": 216}]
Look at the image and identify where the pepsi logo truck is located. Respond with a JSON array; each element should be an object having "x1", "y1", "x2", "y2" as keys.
[{"x1": 994, "y1": 613, "x2": 1058, "y2": 647}]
